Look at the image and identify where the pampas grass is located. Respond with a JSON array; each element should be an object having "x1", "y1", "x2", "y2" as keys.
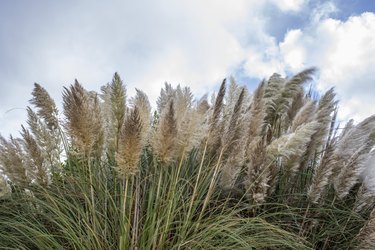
[
  {"x1": 116, "y1": 107, "x2": 145, "y2": 177},
  {"x1": 152, "y1": 100, "x2": 178, "y2": 163},
  {"x1": 1, "y1": 70, "x2": 375, "y2": 249},
  {"x1": 30, "y1": 83, "x2": 59, "y2": 130},
  {"x1": 0, "y1": 136, "x2": 29, "y2": 187},
  {"x1": 63, "y1": 80, "x2": 104, "y2": 158},
  {"x1": 207, "y1": 79, "x2": 226, "y2": 158}
]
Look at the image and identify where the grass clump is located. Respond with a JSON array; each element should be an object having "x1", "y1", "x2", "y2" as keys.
[{"x1": 0, "y1": 69, "x2": 374, "y2": 249}]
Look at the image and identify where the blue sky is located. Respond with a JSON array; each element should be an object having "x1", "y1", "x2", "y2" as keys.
[{"x1": 0, "y1": 0, "x2": 374, "y2": 136}]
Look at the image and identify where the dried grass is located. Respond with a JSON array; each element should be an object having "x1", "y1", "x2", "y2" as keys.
[
  {"x1": 63, "y1": 80, "x2": 103, "y2": 157},
  {"x1": 152, "y1": 101, "x2": 178, "y2": 164},
  {"x1": 116, "y1": 107, "x2": 145, "y2": 177}
]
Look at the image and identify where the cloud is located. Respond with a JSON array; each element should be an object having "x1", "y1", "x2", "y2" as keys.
[
  {"x1": 270, "y1": 0, "x2": 308, "y2": 12},
  {"x1": 279, "y1": 29, "x2": 306, "y2": 71},
  {"x1": 311, "y1": 1, "x2": 338, "y2": 23},
  {"x1": 0, "y1": 0, "x2": 284, "y2": 136},
  {"x1": 279, "y1": 11, "x2": 375, "y2": 122},
  {"x1": 0, "y1": 0, "x2": 374, "y2": 137},
  {"x1": 0, "y1": 1, "x2": 251, "y2": 134}
]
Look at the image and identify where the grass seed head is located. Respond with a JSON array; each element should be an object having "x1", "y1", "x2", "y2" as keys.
[
  {"x1": 152, "y1": 100, "x2": 178, "y2": 164},
  {"x1": 30, "y1": 83, "x2": 59, "y2": 130},
  {"x1": 116, "y1": 107, "x2": 145, "y2": 177}
]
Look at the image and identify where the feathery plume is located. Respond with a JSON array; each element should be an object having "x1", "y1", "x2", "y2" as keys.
[
  {"x1": 0, "y1": 136, "x2": 29, "y2": 187},
  {"x1": 334, "y1": 146, "x2": 372, "y2": 199},
  {"x1": 131, "y1": 89, "x2": 151, "y2": 140},
  {"x1": 157, "y1": 83, "x2": 176, "y2": 114},
  {"x1": 155, "y1": 84, "x2": 194, "y2": 156},
  {"x1": 264, "y1": 73, "x2": 284, "y2": 100},
  {"x1": 30, "y1": 83, "x2": 59, "y2": 130},
  {"x1": 332, "y1": 115, "x2": 375, "y2": 198},
  {"x1": 110, "y1": 73, "x2": 127, "y2": 150},
  {"x1": 99, "y1": 73, "x2": 127, "y2": 154},
  {"x1": 176, "y1": 107, "x2": 207, "y2": 157},
  {"x1": 307, "y1": 140, "x2": 337, "y2": 203},
  {"x1": 223, "y1": 77, "x2": 244, "y2": 121},
  {"x1": 263, "y1": 74, "x2": 284, "y2": 139},
  {"x1": 152, "y1": 101, "x2": 178, "y2": 164},
  {"x1": 287, "y1": 91, "x2": 304, "y2": 126},
  {"x1": 25, "y1": 107, "x2": 61, "y2": 173},
  {"x1": 245, "y1": 137, "x2": 271, "y2": 204},
  {"x1": 206, "y1": 79, "x2": 226, "y2": 157},
  {"x1": 174, "y1": 85, "x2": 193, "y2": 126},
  {"x1": 245, "y1": 81, "x2": 266, "y2": 150},
  {"x1": 21, "y1": 126, "x2": 49, "y2": 187},
  {"x1": 281, "y1": 68, "x2": 316, "y2": 123},
  {"x1": 116, "y1": 107, "x2": 145, "y2": 177},
  {"x1": 243, "y1": 81, "x2": 269, "y2": 201},
  {"x1": 242, "y1": 82, "x2": 267, "y2": 192},
  {"x1": 290, "y1": 100, "x2": 316, "y2": 132},
  {"x1": 196, "y1": 95, "x2": 210, "y2": 115},
  {"x1": 63, "y1": 80, "x2": 103, "y2": 157},
  {"x1": 221, "y1": 88, "x2": 246, "y2": 189},
  {"x1": 283, "y1": 68, "x2": 316, "y2": 100},
  {"x1": 263, "y1": 69, "x2": 316, "y2": 139},
  {"x1": 170, "y1": 85, "x2": 198, "y2": 157},
  {"x1": 312, "y1": 88, "x2": 337, "y2": 146},
  {"x1": 266, "y1": 121, "x2": 318, "y2": 159},
  {"x1": 335, "y1": 115, "x2": 375, "y2": 160},
  {"x1": 210, "y1": 79, "x2": 226, "y2": 131},
  {"x1": 355, "y1": 151, "x2": 375, "y2": 212},
  {"x1": 99, "y1": 83, "x2": 114, "y2": 152},
  {"x1": 221, "y1": 155, "x2": 243, "y2": 191},
  {"x1": 340, "y1": 119, "x2": 355, "y2": 139},
  {"x1": 308, "y1": 115, "x2": 375, "y2": 202},
  {"x1": 262, "y1": 121, "x2": 318, "y2": 192},
  {"x1": 277, "y1": 122, "x2": 318, "y2": 175},
  {"x1": 223, "y1": 88, "x2": 246, "y2": 158},
  {"x1": 299, "y1": 88, "x2": 336, "y2": 171}
]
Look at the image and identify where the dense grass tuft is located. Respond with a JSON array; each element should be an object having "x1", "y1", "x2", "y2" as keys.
[{"x1": 1, "y1": 70, "x2": 374, "y2": 249}]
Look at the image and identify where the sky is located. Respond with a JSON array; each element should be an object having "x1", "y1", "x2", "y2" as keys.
[{"x1": 0, "y1": 0, "x2": 375, "y2": 136}]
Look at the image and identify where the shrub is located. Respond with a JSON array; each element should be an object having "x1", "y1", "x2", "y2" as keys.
[{"x1": 0, "y1": 69, "x2": 374, "y2": 249}]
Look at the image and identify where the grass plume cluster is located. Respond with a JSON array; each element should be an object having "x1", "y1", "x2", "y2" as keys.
[{"x1": 0, "y1": 69, "x2": 375, "y2": 249}]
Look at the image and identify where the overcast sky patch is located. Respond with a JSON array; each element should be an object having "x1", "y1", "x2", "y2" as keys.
[{"x1": 0, "y1": 0, "x2": 374, "y2": 135}]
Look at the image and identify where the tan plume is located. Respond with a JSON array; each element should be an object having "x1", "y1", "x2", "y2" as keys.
[
  {"x1": 116, "y1": 107, "x2": 145, "y2": 177},
  {"x1": 290, "y1": 100, "x2": 316, "y2": 132},
  {"x1": 206, "y1": 79, "x2": 226, "y2": 157},
  {"x1": 221, "y1": 88, "x2": 246, "y2": 189},
  {"x1": 21, "y1": 126, "x2": 49, "y2": 187},
  {"x1": 63, "y1": 80, "x2": 103, "y2": 157},
  {"x1": 30, "y1": 83, "x2": 59, "y2": 130},
  {"x1": 0, "y1": 136, "x2": 29, "y2": 187},
  {"x1": 152, "y1": 101, "x2": 178, "y2": 164}
]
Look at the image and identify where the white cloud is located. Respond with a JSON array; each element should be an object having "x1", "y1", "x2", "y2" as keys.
[
  {"x1": 1, "y1": 0, "x2": 374, "y2": 137},
  {"x1": 243, "y1": 45, "x2": 285, "y2": 79},
  {"x1": 311, "y1": 1, "x2": 338, "y2": 23},
  {"x1": 270, "y1": 0, "x2": 308, "y2": 12},
  {"x1": 278, "y1": 12, "x2": 375, "y2": 122},
  {"x1": 0, "y1": 0, "x2": 273, "y2": 135},
  {"x1": 280, "y1": 29, "x2": 306, "y2": 71}
]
